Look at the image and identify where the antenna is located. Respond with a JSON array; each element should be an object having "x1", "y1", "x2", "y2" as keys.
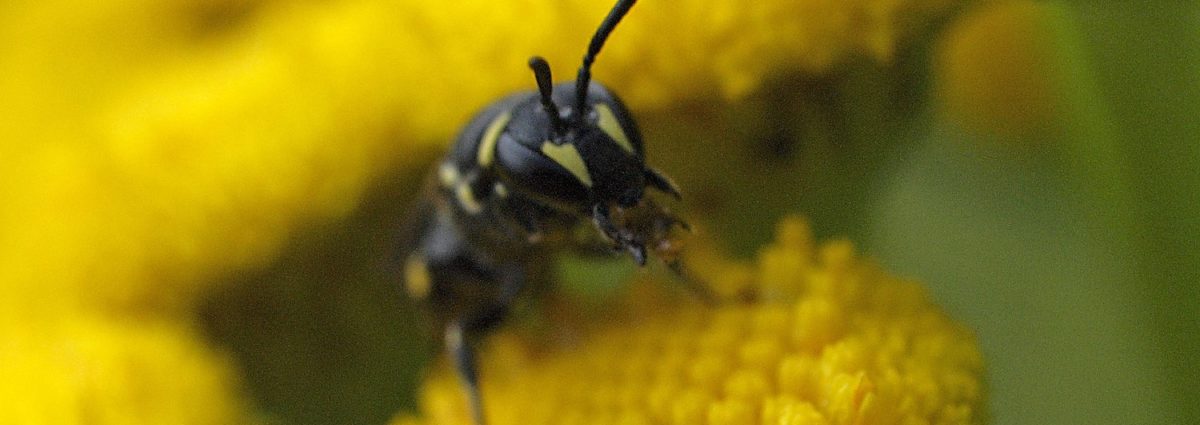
[
  {"x1": 528, "y1": 56, "x2": 564, "y2": 134},
  {"x1": 574, "y1": 0, "x2": 637, "y2": 121}
]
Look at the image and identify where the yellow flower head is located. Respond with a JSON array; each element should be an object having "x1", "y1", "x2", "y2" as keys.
[
  {"x1": 395, "y1": 217, "x2": 985, "y2": 425},
  {"x1": 935, "y1": 0, "x2": 1069, "y2": 139},
  {"x1": 0, "y1": 316, "x2": 248, "y2": 425},
  {"x1": 1, "y1": 0, "x2": 960, "y2": 316}
]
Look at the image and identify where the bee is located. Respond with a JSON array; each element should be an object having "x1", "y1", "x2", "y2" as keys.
[{"x1": 400, "y1": 0, "x2": 693, "y2": 423}]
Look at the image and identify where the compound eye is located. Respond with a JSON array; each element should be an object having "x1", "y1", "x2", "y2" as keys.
[{"x1": 494, "y1": 134, "x2": 590, "y2": 208}]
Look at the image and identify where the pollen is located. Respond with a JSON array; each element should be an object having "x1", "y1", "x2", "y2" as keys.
[{"x1": 393, "y1": 216, "x2": 986, "y2": 425}]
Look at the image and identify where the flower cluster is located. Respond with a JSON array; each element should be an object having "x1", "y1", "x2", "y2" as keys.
[{"x1": 395, "y1": 218, "x2": 985, "y2": 425}]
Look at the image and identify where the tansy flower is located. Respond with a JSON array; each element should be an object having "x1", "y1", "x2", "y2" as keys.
[
  {"x1": 934, "y1": 0, "x2": 1069, "y2": 140},
  {"x1": 1, "y1": 0, "x2": 964, "y2": 315},
  {"x1": 393, "y1": 218, "x2": 985, "y2": 425},
  {"x1": 0, "y1": 315, "x2": 248, "y2": 424}
]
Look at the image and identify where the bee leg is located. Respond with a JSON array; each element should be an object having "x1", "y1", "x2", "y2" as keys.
[
  {"x1": 665, "y1": 259, "x2": 718, "y2": 305},
  {"x1": 445, "y1": 320, "x2": 486, "y2": 425},
  {"x1": 445, "y1": 265, "x2": 525, "y2": 425},
  {"x1": 591, "y1": 203, "x2": 621, "y2": 245}
]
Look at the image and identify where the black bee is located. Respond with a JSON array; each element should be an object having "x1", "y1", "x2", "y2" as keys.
[{"x1": 400, "y1": 0, "x2": 692, "y2": 423}]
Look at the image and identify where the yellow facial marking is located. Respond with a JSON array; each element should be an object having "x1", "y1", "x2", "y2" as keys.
[
  {"x1": 476, "y1": 110, "x2": 512, "y2": 167},
  {"x1": 493, "y1": 182, "x2": 509, "y2": 198},
  {"x1": 437, "y1": 162, "x2": 460, "y2": 188},
  {"x1": 540, "y1": 142, "x2": 593, "y2": 187},
  {"x1": 594, "y1": 104, "x2": 635, "y2": 155},
  {"x1": 455, "y1": 183, "x2": 483, "y2": 214},
  {"x1": 403, "y1": 253, "x2": 432, "y2": 299}
]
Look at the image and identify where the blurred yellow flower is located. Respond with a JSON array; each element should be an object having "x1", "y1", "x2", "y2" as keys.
[
  {"x1": 394, "y1": 218, "x2": 985, "y2": 425},
  {"x1": 1, "y1": 0, "x2": 963, "y2": 316},
  {"x1": 0, "y1": 316, "x2": 248, "y2": 424},
  {"x1": 935, "y1": 0, "x2": 1068, "y2": 139}
]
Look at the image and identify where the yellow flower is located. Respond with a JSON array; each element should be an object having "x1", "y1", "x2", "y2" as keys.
[
  {"x1": 935, "y1": 0, "x2": 1070, "y2": 140},
  {"x1": 0, "y1": 315, "x2": 249, "y2": 424},
  {"x1": 2, "y1": 0, "x2": 962, "y2": 316},
  {"x1": 394, "y1": 217, "x2": 985, "y2": 425}
]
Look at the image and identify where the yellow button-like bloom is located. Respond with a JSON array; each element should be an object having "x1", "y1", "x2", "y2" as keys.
[
  {"x1": 0, "y1": 316, "x2": 247, "y2": 424},
  {"x1": 395, "y1": 218, "x2": 985, "y2": 425},
  {"x1": 1, "y1": 0, "x2": 964, "y2": 316},
  {"x1": 935, "y1": 0, "x2": 1068, "y2": 139}
]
